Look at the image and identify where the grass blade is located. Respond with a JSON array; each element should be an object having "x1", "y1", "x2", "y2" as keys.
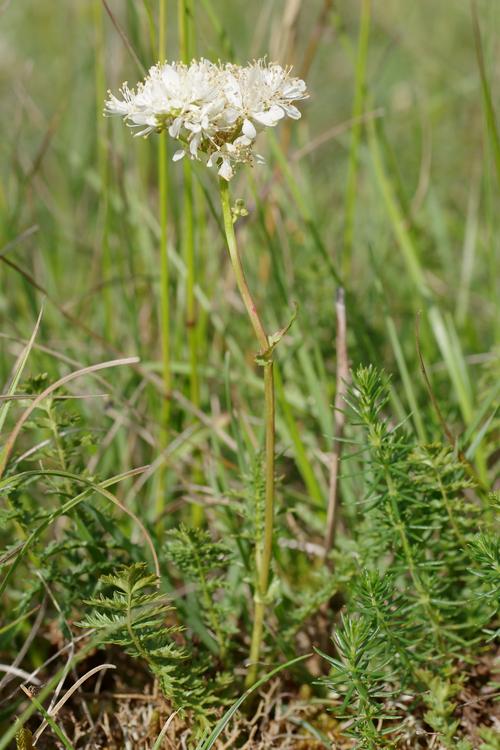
[
  {"x1": 151, "y1": 711, "x2": 179, "y2": 750},
  {"x1": 0, "y1": 305, "x2": 43, "y2": 435},
  {"x1": 20, "y1": 686, "x2": 75, "y2": 750}
]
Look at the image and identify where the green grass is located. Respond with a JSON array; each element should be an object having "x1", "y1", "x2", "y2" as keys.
[{"x1": 0, "y1": 1, "x2": 498, "y2": 747}]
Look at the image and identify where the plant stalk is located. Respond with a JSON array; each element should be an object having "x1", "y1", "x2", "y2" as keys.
[
  {"x1": 156, "y1": 0, "x2": 170, "y2": 520},
  {"x1": 158, "y1": 0, "x2": 171, "y2": 435},
  {"x1": 219, "y1": 178, "x2": 275, "y2": 687},
  {"x1": 93, "y1": 0, "x2": 112, "y2": 339},
  {"x1": 178, "y1": 0, "x2": 202, "y2": 526},
  {"x1": 178, "y1": 0, "x2": 198, "y2": 406}
]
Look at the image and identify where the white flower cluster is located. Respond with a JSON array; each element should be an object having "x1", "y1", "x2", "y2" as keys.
[{"x1": 105, "y1": 58, "x2": 308, "y2": 180}]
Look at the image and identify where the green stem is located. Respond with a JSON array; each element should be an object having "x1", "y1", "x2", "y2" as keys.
[
  {"x1": 158, "y1": 0, "x2": 171, "y2": 450},
  {"x1": 155, "y1": 0, "x2": 171, "y2": 523},
  {"x1": 219, "y1": 178, "x2": 275, "y2": 687},
  {"x1": 183, "y1": 161, "x2": 199, "y2": 406},
  {"x1": 247, "y1": 361, "x2": 275, "y2": 686},
  {"x1": 158, "y1": 137, "x2": 171, "y2": 431},
  {"x1": 178, "y1": 0, "x2": 202, "y2": 528},
  {"x1": 178, "y1": 0, "x2": 192, "y2": 61},
  {"x1": 219, "y1": 180, "x2": 268, "y2": 351},
  {"x1": 93, "y1": 0, "x2": 112, "y2": 339},
  {"x1": 159, "y1": 0, "x2": 166, "y2": 62}
]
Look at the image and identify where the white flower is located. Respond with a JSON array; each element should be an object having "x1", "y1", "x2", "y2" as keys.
[{"x1": 105, "y1": 58, "x2": 308, "y2": 180}]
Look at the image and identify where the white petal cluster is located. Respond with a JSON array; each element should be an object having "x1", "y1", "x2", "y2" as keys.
[{"x1": 105, "y1": 58, "x2": 308, "y2": 180}]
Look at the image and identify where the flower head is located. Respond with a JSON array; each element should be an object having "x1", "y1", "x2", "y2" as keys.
[{"x1": 105, "y1": 58, "x2": 308, "y2": 180}]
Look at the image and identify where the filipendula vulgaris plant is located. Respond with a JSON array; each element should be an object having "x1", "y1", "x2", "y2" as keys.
[
  {"x1": 78, "y1": 562, "x2": 228, "y2": 723},
  {"x1": 319, "y1": 366, "x2": 498, "y2": 745},
  {"x1": 105, "y1": 58, "x2": 308, "y2": 686}
]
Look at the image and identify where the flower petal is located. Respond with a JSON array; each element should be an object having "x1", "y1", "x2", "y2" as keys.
[
  {"x1": 242, "y1": 118, "x2": 257, "y2": 139},
  {"x1": 252, "y1": 105, "x2": 285, "y2": 127},
  {"x1": 169, "y1": 117, "x2": 182, "y2": 137},
  {"x1": 218, "y1": 158, "x2": 234, "y2": 181}
]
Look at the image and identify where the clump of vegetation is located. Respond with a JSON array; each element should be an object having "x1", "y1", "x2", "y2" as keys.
[{"x1": 1, "y1": 1, "x2": 499, "y2": 748}]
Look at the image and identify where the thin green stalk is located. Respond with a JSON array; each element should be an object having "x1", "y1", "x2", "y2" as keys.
[
  {"x1": 183, "y1": 162, "x2": 199, "y2": 405},
  {"x1": 275, "y1": 365, "x2": 325, "y2": 506},
  {"x1": 158, "y1": 137, "x2": 171, "y2": 429},
  {"x1": 246, "y1": 360, "x2": 275, "y2": 685},
  {"x1": 194, "y1": 176, "x2": 209, "y2": 358},
  {"x1": 178, "y1": 0, "x2": 199, "y2": 405},
  {"x1": 93, "y1": 0, "x2": 112, "y2": 338},
  {"x1": 159, "y1": 0, "x2": 166, "y2": 62},
  {"x1": 219, "y1": 178, "x2": 275, "y2": 687},
  {"x1": 219, "y1": 181, "x2": 268, "y2": 350},
  {"x1": 178, "y1": 0, "x2": 192, "y2": 60},
  {"x1": 343, "y1": 0, "x2": 371, "y2": 278},
  {"x1": 178, "y1": 0, "x2": 202, "y2": 526},
  {"x1": 158, "y1": 0, "x2": 171, "y2": 474}
]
